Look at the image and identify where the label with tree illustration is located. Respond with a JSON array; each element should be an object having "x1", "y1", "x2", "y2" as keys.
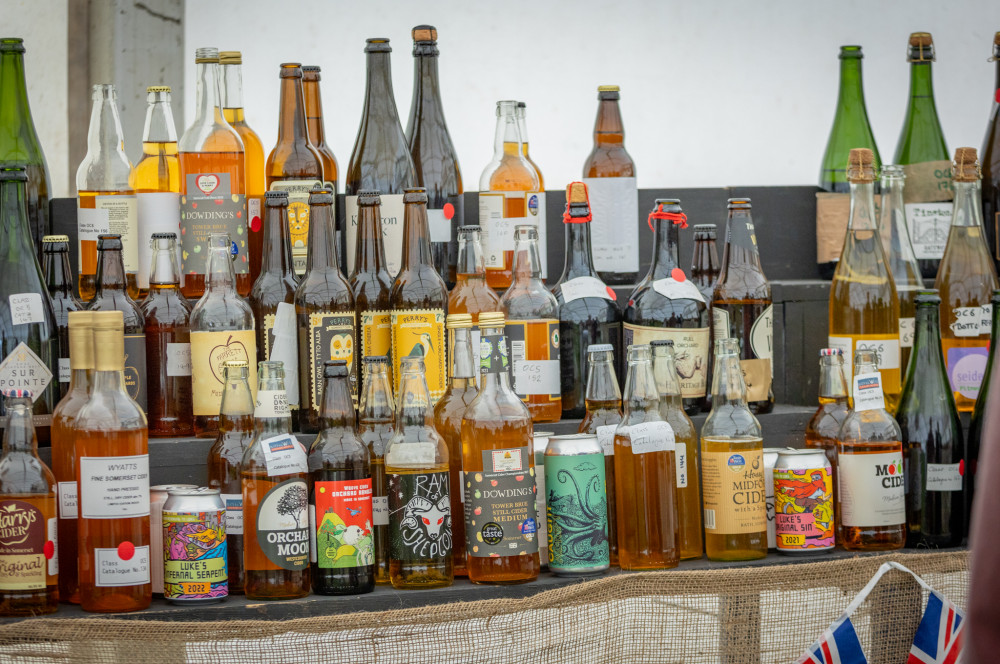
[
  {"x1": 390, "y1": 309, "x2": 446, "y2": 401},
  {"x1": 190, "y1": 330, "x2": 258, "y2": 417},
  {"x1": 388, "y1": 471, "x2": 451, "y2": 562},
  {"x1": 544, "y1": 452, "x2": 609, "y2": 569},
  {"x1": 311, "y1": 479, "x2": 374, "y2": 569},
  {"x1": 255, "y1": 478, "x2": 310, "y2": 571},
  {"x1": 308, "y1": 312, "x2": 356, "y2": 410},
  {"x1": 465, "y1": 446, "x2": 539, "y2": 558},
  {"x1": 180, "y1": 172, "x2": 249, "y2": 278},
  {"x1": 0, "y1": 499, "x2": 55, "y2": 590}
]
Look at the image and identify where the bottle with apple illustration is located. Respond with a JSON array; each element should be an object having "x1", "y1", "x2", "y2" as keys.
[{"x1": 190, "y1": 233, "x2": 258, "y2": 437}]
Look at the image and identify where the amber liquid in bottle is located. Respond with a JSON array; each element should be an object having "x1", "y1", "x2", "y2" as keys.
[
  {"x1": 43, "y1": 236, "x2": 84, "y2": 400},
  {"x1": 448, "y1": 226, "x2": 501, "y2": 333},
  {"x1": 77, "y1": 191, "x2": 140, "y2": 301},
  {"x1": 578, "y1": 391, "x2": 621, "y2": 567},
  {"x1": 358, "y1": 357, "x2": 394, "y2": 584},
  {"x1": 805, "y1": 350, "x2": 850, "y2": 536},
  {"x1": 302, "y1": 66, "x2": 339, "y2": 193}
]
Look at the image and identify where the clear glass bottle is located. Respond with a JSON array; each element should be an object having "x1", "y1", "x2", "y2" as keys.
[
  {"x1": 516, "y1": 102, "x2": 547, "y2": 280},
  {"x1": 43, "y1": 235, "x2": 83, "y2": 399},
  {"x1": 449, "y1": 225, "x2": 501, "y2": 341},
  {"x1": 805, "y1": 348, "x2": 850, "y2": 534},
  {"x1": 350, "y1": 191, "x2": 394, "y2": 385},
  {"x1": 358, "y1": 356, "x2": 394, "y2": 584}
]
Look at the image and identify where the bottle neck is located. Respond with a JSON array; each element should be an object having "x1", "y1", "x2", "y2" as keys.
[
  {"x1": 907, "y1": 304, "x2": 948, "y2": 385},
  {"x1": 87, "y1": 92, "x2": 127, "y2": 161},
  {"x1": 149, "y1": 242, "x2": 181, "y2": 287},
  {"x1": 400, "y1": 201, "x2": 433, "y2": 270},
  {"x1": 593, "y1": 99, "x2": 624, "y2": 146},
  {"x1": 951, "y1": 181, "x2": 983, "y2": 228},
  {"x1": 517, "y1": 114, "x2": 530, "y2": 154},
  {"x1": 449, "y1": 328, "x2": 476, "y2": 381},
  {"x1": 479, "y1": 325, "x2": 515, "y2": 396},
  {"x1": 711, "y1": 351, "x2": 750, "y2": 409},
  {"x1": 195, "y1": 61, "x2": 223, "y2": 122},
  {"x1": 410, "y1": 50, "x2": 444, "y2": 127},
  {"x1": 908, "y1": 61, "x2": 936, "y2": 102},
  {"x1": 560, "y1": 218, "x2": 597, "y2": 279},
  {"x1": 649, "y1": 219, "x2": 680, "y2": 278},
  {"x1": 302, "y1": 77, "x2": 327, "y2": 145},
  {"x1": 692, "y1": 237, "x2": 720, "y2": 276},
  {"x1": 585, "y1": 357, "x2": 621, "y2": 403},
  {"x1": 457, "y1": 233, "x2": 486, "y2": 277},
  {"x1": 0, "y1": 180, "x2": 34, "y2": 258},
  {"x1": 319, "y1": 375, "x2": 356, "y2": 429},
  {"x1": 622, "y1": 359, "x2": 659, "y2": 415},
  {"x1": 511, "y1": 236, "x2": 543, "y2": 284},
  {"x1": 360, "y1": 369, "x2": 394, "y2": 421},
  {"x1": 221, "y1": 63, "x2": 245, "y2": 111},
  {"x1": 92, "y1": 366, "x2": 128, "y2": 398},
  {"x1": 817, "y1": 359, "x2": 849, "y2": 400},
  {"x1": 395, "y1": 369, "x2": 434, "y2": 429},
  {"x1": 0, "y1": 50, "x2": 31, "y2": 134},
  {"x1": 276, "y1": 74, "x2": 310, "y2": 145},
  {"x1": 493, "y1": 108, "x2": 522, "y2": 157},
  {"x1": 363, "y1": 52, "x2": 401, "y2": 126},
  {"x1": 836, "y1": 57, "x2": 866, "y2": 119},
  {"x1": 848, "y1": 181, "x2": 878, "y2": 231},
  {"x1": 994, "y1": 56, "x2": 1000, "y2": 96},
  {"x1": 1, "y1": 400, "x2": 36, "y2": 455},
  {"x1": 305, "y1": 204, "x2": 338, "y2": 272},
  {"x1": 719, "y1": 210, "x2": 764, "y2": 274},
  {"x1": 95, "y1": 247, "x2": 127, "y2": 295},
  {"x1": 45, "y1": 248, "x2": 75, "y2": 296},
  {"x1": 205, "y1": 244, "x2": 237, "y2": 293},
  {"x1": 143, "y1": 94, "x2": 178, "y2": 144},
  {"x1": 262, "y1": 206, "x2": 295, "y2": 275},
  {"x1": 352, "y1": 204, "x2": 387, "y2": 275},
  {"x1": 254, "y1": 378, "x2": 292, "y2": 436},
  {"x1": 219, "y1": 374, "x2": 254, "y2": 423}
]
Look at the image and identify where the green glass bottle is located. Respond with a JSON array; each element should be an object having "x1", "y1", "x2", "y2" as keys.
[
  {"x1": 896, "y1": 290, "x2": 964, "y2": 548},
  {"x1": 966, "y1": 289, "x2": 1000, "y2": 538},
  {"x1": 817, "y1": 45, "x2": 880, "y2": 280},
  {"x1": 981, "y1": 32, "x2": 1000, "y2": 273}
]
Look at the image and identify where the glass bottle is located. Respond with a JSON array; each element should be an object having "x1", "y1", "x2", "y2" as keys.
[
  {"x1": 140, "y1": 233, "x2": 192, "y2": 437},
  {"x1": 309, "y1": 360, "x2": 375, "y2": 595},
  {"x1": 613, "y1": 345, "x2": 679, "y2": 570},
  {"x1": 501, "y1": 225, "x2": 561, "y2": 422},
  {"x1": 76, "y1": 310, "x2": 151, "y2": 612},
  {"x1": 804, "y1": 348, "x2": 850, "y2": 532},
  {"x1": 582, "y1": 85, "x2": 639, "y2": 286},
  {"x1": 241, "y1": 361, "x2": 310, "y2": 600},
  {"x1": 712, "y1": 198, "x2": 774, "y2": 414},
  {"x1": 967, "y1": 289, "x2": 1000, "y2": 535},
  {"x1": 351, "y1": 191, "x2": 394, "y2": 385},
  {"x1": 894, "y1": 32, "x2": 951, "y2": 280},
  {"x1": 207, "y1": 359, "x2": 254, "y2": 595},
  {"x1": 837, "y1": 350, "x2": 906, "y2": 550},
  {"x1": 266, "y1": 63, "x2": 324, "y2": 277},
  {"x1": 554, "y1": 182, "x2": 623, "y2": 418},
  {"x1": 179, "y1": 48, "x2": 249, "y2": 300},
  {"x1": 76, "y1": 84, "x2": 138, "y2": 302},
  {"x1": 189, "y1": 233, "x2": 258, "y2": 437},
  {"x1": 828, "y1": 148, "x2": 902, "y2": 412},
  {"x1": 432, "y1": 313, "x2": 476, "y2": 577},
  {"x1": 385, "y1": 356, "x2": 452, "y2": 589},
  {"x1": 0, "y1": 38, "x2": 50, "y2": 262},
  {"x1": 897, "y1": 290, "x2": 964, "y2": 547},
  {"x1": 0, "y1": 389, "x2": 57, "y2": 616},
  {"x1": 691, "y1": 224, "x2": 721, "y2": 303},
  {"x1": 701, "y1": 337, "x2": 767, "y2": 562},
  {"x1": 516, "y1": 102, "x2": 548, "y2": 281},
  {"x1": 406, "y1": 26, "x2": 463, "y2": 288},
  {"x1": 935, "y1": 147, "x2": 999, "y2": 412},
  {"x1": 450, "y1": 225, "x2": 501, "y2": 353},
  {"x1": 818, "y1": 45, "x2": 881, "y2": 280},
  {"x1": 219, "y1": 51, "x2": 265, "y2": 287},
  {"x1": 44, "y1": 234, "x2": 82, "y2": 400},
  {"x1": 358, "y1": 356, "x2": 394, "y2": 584},
  {"x1": 250, "y1": 191, "x2": 300, "y2": 427},
  {"x1": 296, "y1": 188, "x2": 357, "y2": 434},
  {"x1": 301, "y1": 66, "x2": 339, "y2": 193},
  {"x1": 389, "y1": 188, "x2": 448, "y2": 402},
  {"x1": 651, "y1": 340, "x2": 702, "y2": 560},
  {"x1": 133, "y1": 86, "x2": 181, "y2": 298},
  {"x1": 879, "y1": 165, "x2": 924, "y2": 373},
  {"x1": 478, "y1": 101, "x2": 539, "y2": 290},
  {"x1": 345, "y1": 38, "x2": 417, "y2": 278},
  {"x1": 577, "y1": 344, "x2": 622, "y2": 566},
  {"x1": 461, "y1": 313, "x2": 539, "y2": 584},
  {"x1": 982, "y1": 32, "x2": 1000, "y2": 274}
]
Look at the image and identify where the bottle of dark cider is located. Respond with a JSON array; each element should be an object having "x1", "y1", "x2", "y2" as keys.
[
  {"x1": 309, "y1": 360, "x2": 375, "y2": 595},
  {"x1": 301, "y1": 66, "x2": 339, "y2": 194},
  {"x1": 296, "y1": 188, "x2": 357, "y2": 434},
  {"x1": 554, "y1": 182, "x2": 622, "y2": 419},
  {"x1": 351, "y1": 191, "x2": 394, "y2": 388},
  {"x1": 43, "y1": 235, "x2": 83, "y2": 399},
  {"x1": 358, "y1": 356, "x2": 394, "y2": 584},
  {"x1": 982, "y1": 33, "x2": 1000, "y2": 274},
  {"x1": 389, "y1": 188, "x2": 448, "y2": 403}
]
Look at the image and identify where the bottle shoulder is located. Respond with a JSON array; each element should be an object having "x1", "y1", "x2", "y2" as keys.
[
  {"x1": 190, "y1": 294, "x2": 255, "y2": 330},
  {"x1": 76, "y1": 390, "x2": 147, "y2": 431},
  {"x1": 390, "y1": 268, "x2": 448, "y2": 308},
  {"x1": 582, "y1": 147, "x2": 636, "y2": 178},
  {"x1": 140, "y1": 289, "x2": 193, "y2": 323},
  {"x1": 500, "y1": 285, "x2": 558, "y2": 319},
  {"x1": 308, "y1": 429, "x2": 370, "y2": 469},
  {"x1": 701, "y1": 404, "x2": 762, "y2": 439},
  {"x1": 838, "y1": 409, "x2": 901, "y2": 443},
  {"x1": 625, "y1": 286, "x2": 707, "y2": 326},
  {"x1": 294, "y1": 271, "x2": 355, "y2": 310},
  {"x1": 266, "y1": 142, "x2": 323, "y2": 180},
  {"x1": 0, "y1": 452, "x2": 55, "y2": 495},
  {"x1": 87, "y1": 293, "x2": 144, "y2": 328}
]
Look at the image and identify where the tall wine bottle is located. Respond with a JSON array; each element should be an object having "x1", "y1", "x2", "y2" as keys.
[
  {"x1": 981, "y1": 32, "x2": 1000, "y2": 274},
  {"x1": 43, "y1": 234, "x2": 83, "y2": 399}
]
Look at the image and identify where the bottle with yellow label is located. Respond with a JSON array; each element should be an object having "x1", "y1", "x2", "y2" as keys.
[{"x1": 350, "y1": 191, "x2": 394, "y2": 389}]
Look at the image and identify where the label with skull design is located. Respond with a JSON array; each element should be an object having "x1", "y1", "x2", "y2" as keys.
[
  {"x1": 388, "y1": 471, "x2": 451, "y2": 562},
  {"x1": 464, "y1": 446, "x2": 539, "y2": 558}
]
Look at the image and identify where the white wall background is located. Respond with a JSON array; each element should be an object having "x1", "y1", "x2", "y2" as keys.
[{"x1": 183, "y1": 0, "x2": 1000, "y2": 192}]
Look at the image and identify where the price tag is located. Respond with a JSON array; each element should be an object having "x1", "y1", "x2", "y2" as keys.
[
  {"x1": 8, "y1": 293, "x2": 44, "y2": 325},
  {"x1": 676, "y1": 442, "x2": 688, "y2": 488},
  {"x1": 899, "y1": 318, "x2": 915, "y2": 349},
  {"x1": 260, "y1": 434, "x2": 308, "y2": 477},
  {"x1": 560, "y1": 277, "x2": 614, "y2": 304},
  {"x1": 852, "y1": 372, "x2": 885, "y2": 412},
  {"x1": 627, "y1": 421, "x2": 676, "y2": 454},
  {"x1": 652, "y1": 277, "x2": 706, "y2": 303},
  {"x1": 597, "y1": 425, "x2": 617, "y2": 456},
  {"x1": 165, "y1": 343, "x2": 191, "y2": 377}
]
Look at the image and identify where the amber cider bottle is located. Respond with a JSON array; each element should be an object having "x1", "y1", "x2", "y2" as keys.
[
  {"x1": 302, "y1": 66, "x2": 339, "y2": 193},
  {"x1": 358, "y1": 356, "x2": 394, "y2": 584},
  {"x1": 449, "y1": 225, "x2": 501, "y2": 346}
]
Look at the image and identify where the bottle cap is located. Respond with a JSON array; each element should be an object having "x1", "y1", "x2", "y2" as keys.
[
  {"x1": 223, "y1": 359, "x2": 249, "y2": 369},
  {"x1": 477, "y1": 312, "x2": 505, "y2": 328},
  {"x1": 2, "y1": 388, "x2": 32, "y2": 399},
  {"x1": 458, "y1": 225, "x2": 481, "y2": 233},
  {"x1": 323, "y1": 360, "x2": 349, "y2": 378},
  {"x1": 846, "y1": 149, "x2": 877, "y2": 183},
  {"x1": 151, "y1": 232, "x2": 177, "y2": 240},
  {"x1": 308, "y1": 189, "x2": 334, "y2": 205},
  {"x1": 0, "y1": 38, "x2": 25, "y2": 54},
  {"x1": 587, "y1": 344, "x2": 614, "y2": 353},
  {"x1": 195, "y1": 47, "x2": 220, "y2": 64},
  {"x1": 412, "y1": 25, "x2": 437, "y2": 42},
  {"x1": 146, "y1": 85, "x2": 171, "y2": 94},
  {"x1": 692, "y1": 224, "x2": 716, "y2": 232},
  {"x1": 446, "y1": 313, "x2": 473, "y2": 329},
  {"x1": 97, "y1": 234, "x2": 123, "y2": 249},
  {"x1": 952, "y1": 147, "x2": 981, "y2": 182},
  {"x1": 302, "y1": 65, "x2": 320, "y2": 72},
  {"x1": 598, "y1": 85, "x2": 620, "y2": 92},
  {"x1": 218, "y1": 51, "x2": 241, "y2": 64},
  {"x1": 567, "y1": 182, "x2": 590, "y2": 205},
  {"x1": 365, "y1": 38, "x2": 392, "y2": 53},
  {"x1": 914, "y1": 289, "x2": 942, "y2": 305},
  {"x1": 358, "y1": 190, "x2": 381, "y2": 205},
  {"x1": 907, "y1": 32, "x2": 935, "y2": 62},
  {"x1": 819, "y1": 348, "x2": 843, "y2": 356},
  {"x1": 909, "y1": 32, "x2": 933, "y2": 47},
  {"x1": 42, "y1": 234, "x2": 70, "y2": 243},
  {"x1": 265, "y1": 190, "x2": 289, "y2": 206},
  {"x1": 517, "y1": 101, "x2": 526, "y2": 109},
  {"x1": 0, "y1": 167, "x2": 28, "y2": 182},
  {"x1": 598, "y1": 85, "x2": 621, "y2": 100},
  {"x1": 403, "y1": 187, "x2": 428, "y2": 204},
  {"x1": 650, "y1": 339, "x2": 675, "y2": 348},
  {"x1": 363, "y1": 355, "x2": 389, "y2": 365}
]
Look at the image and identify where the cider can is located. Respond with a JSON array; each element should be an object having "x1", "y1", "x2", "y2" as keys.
[
  {"x1": 773, "y1": 449, "x2": 835, "y2": 554},
  {"x1": 150, "y1": 484, "x2": 198, "y2": 595},
  {"x1": 162, "y1": 488, "x2": 228, "y2": 603},
  {"x1": 544, "y1": 434, "x2": 609, "y2": 576}
]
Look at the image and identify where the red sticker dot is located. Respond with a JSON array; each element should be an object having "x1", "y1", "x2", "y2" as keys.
[
  {"x1": 671, "y1": 268, "x2": 686, "y2": 282},
  {"x1": 43, "y1": 540, "x2": 55, "y2": 560},
  {"x1": 250, "y1": 216, "x2": 262, "y2": 233},
  {"x1": 996, "y1": 89, "x2": 1000, "y2": 104},
  {"x1": 959, "y1": 459, "x2": 965, "y2": 476},
  {"x1": 443, "y1": 202, "x2": 455, "y2": 220},
  {"x1": 117, "y1": 541, "x2": 135, "y2": 561},
  {"x1": 606, "y1": 287, "x2": 617, "y2": 301}
]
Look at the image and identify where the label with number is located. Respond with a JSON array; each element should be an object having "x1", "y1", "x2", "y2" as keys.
[{"x1": 625, "y1": 421, "x2": 676, "y2": 454}]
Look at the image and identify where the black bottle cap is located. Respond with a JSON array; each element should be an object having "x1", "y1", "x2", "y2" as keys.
[
  {"x1": 151, "y1": 232, "x2": 177, "y2": 240},
  {"x1": 363, "y1": 355, "x2": 389, "y2": 365},
  {"x1": 308, "y1": 189, "x2": 334, "y2": 205},
  {"x1": 358, "y1": 190, "x2": 382, "y2": 205},
  {"x1": 323, "y1": 360, "x2": 349, "y2": 377}
]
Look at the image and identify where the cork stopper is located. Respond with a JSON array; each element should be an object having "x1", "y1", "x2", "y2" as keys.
[
  {"x1": 847, "y1": 148, "x2": 877, "y2": 183},
  {"x1": 477, "y1": 312, "x2": 505, "y2": 329},
  {"x1": 446, "y1": 313, "x2": 473, "y2": 329},
  {"x1": 218, "y1": 51, "x2": 241, "y2": 64},
  {"x1": 412, "y1": 25, "x2": 437, "y2": 42},
  {"x1": 147, "y1": 85, "x2": 171, "y2": 93},
  {"x1": 953, "y1": 147, "x2": 980, "y2": 182},
  {"x1": 567, "y1": 182, "x2": 590, "y2": 205},
  {"x1": 909, "y1": 32, "x2": 933, "y2": 47}
]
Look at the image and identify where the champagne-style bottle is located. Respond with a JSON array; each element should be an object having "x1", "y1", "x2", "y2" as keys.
[
  {"x1": 613, "y1": 344, "x2": 679, "y2": 570},
  {"x1": 140, "y1": 233, "x2": 192, "y2": 437},
  {"x1": 982, "y1": 32, "x2": 1000, "y2": 274},
  {"x1": 43, "y1": 234, "x2": 82, "y2": 399},
  {"x1": 76, "y1": 310, "x2": 151, "y2": 612},
  {"x1": 818, "y1": 45, "x2": 880, "y2": 280},
  {"x1": 896, "y1": 290, "x2": 964, "y2": 547},
  {"x1": 967, "y1": 289, "x2": 1000, "y2": 535},
  {"x1": 406, "y1": 26, "x2": 463, "y2": 288},
  {"x1": 86, "y1": 235, "x2": 147, "y2": 414},
  {"x1": 345, "y1": 38, "x2": 416, "y2": 278},
  {"x1": 583, "y1": 85, "x2": 639, "y2": 286},
  {"x1": 189, "y1": 233, "x2": 258, "y2": 437},
  {"x1": 804, "y1": 348, "x2": 850, "y2": 534},
  {"x1": 301, "y1": 66, "x2": 339, "y2": 193},
  {"x1": 296, "y1": 188, "x2": 357, "y2": 433},
  {"x1": 358, "y1": 356, "x2": 394, "y2": 584},
  {"x1": 207, "y1": 359, "x2": 254, "y2": 595},
  {"x1": 450, "y1": 225, "x2": 501, "y2": 354},
  {"x1": 76, "y1": 84, "x2": 138, "y2": 302},
  {"x1": 517, "y1": 102, "x2": 548, "y2": 280},
  {"x1": 309, "y1": 360, "x2": 375, "y2": 595},
  {"x1": 0, "y1": 389, "x2": 57, "y2": 616},
  {"x1": 351, "y1": 191, "x2": 394, "y2": 384},
  {"x1": 0, "y1": 39, "x2": 50, "y2": 262},
  {"x1": 386, "y1": 355, "x2": 452, "y2": 589},
  {"x1": 935, "y1": 148, "x2": 999, "y2": 412}
]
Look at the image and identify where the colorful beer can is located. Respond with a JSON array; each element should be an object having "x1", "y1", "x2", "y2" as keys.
[
  {"x1": 773, "y1": 449, "x2": 835, "y2": 554},
  {"x1": 162, "y1": 488, "x2": 228, "y2": 603}
]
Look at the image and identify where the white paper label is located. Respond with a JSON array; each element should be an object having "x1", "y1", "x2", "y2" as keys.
[
  {"x1": 58, "y1": 481, "x2": 78, "y2": 519},
  {"x1": 255, "y1": 389, "x2": 289, "y2": 419},
  {"x1": 0, "y1": 341, "x2": 53, "y2": 401},
  {"x1": 261, "y1": 434, "x2": 308, "y2": 477},
  {"x1": 459, "y1": 470, "x2": 465, "y2": 503},
  {"x1": 675, "y1": 442, "x2": 688, "y2": 488},
  {"x1": 838, "y1": 451, "x2": 905, "y2": 527},
  {"x1": 651, "y1": 276, "x2": 706, "y2": 303},
  {"x1": 584, "y1": 177, "x2": 639, "y2": 274},
  {"x1": 77, "y1": 207, "x2": 110, "y2": 272},
  {"x1": 221, "y1": 493, "x2": 243, "y2": 535},
  {"x1": 385, "y1": 441, "x2": 436, "y2": 467},
  {"x1": 136, "y1": 192, "x2": 181, "y2": 289},
  {"x1": 597, "y1": 425, "x2": 617, "y2": 456},
  {"x1": 165, "y1": 343, "x2": 192, "y2": 377},
  {"x1": 268, "y1": 302, "x2": 300, "y2": 408},
  {"x1": 905, "y1": 202, "x2": 952, "y2": 260},
  {"x1": 626, "y1": 421, "x2": 676, "y2": 454},
  {"x1": 427, "y1": 208, "x2": 450, "y2": 243},
  {"x1": 344, "y1": 193, "x2": 406, "y2": 277},
  {"x1": 855, "y1": 338, "x2": 900, "y2": 371},
  {"x1": 58, "y1": 357, "x2": 71, "y2": 384},
  {"x1": 926, "y1": 463, "x2": 963, "y2": 492},
  {"x1": 713, "y1": 307, "x2": 731, "y2": 341},
  {"x1": 951, "y1": 305, "x2": 993, "y2": 338},
  {"x1": 512, "y1": 359, "x2": 560, "y2": 395},
  {"x1": 79, "y1": 455, "x2": 150, "y2": 519},
  {"x1": 372, "y1": 495, "x2": 389, "y2": 525},
  {"x1": 478, "y1": 192, "x2": 523, "y2": 269},
  {"x1": 852, "y1": 372, "x2": 886, "y2": 412},
  {"x1": 899, "y1": 317, "x2": 915, "y2": 349},
  {"x1": 8, "y1": 293, "x2": 44, "y2": 325},
  {"x1": 95, "y1": 545, "x2": 150, "y2": 587},
  {"x1": 560, "y1": 276, "x2": 613, "y2": 304},
  {"x1": 47, "y1": 518, "x2": 57, "y2": 576}
]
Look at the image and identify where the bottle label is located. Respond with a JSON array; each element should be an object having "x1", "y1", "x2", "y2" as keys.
[
  {"x1": 79, "y1": 454, "x2": 150, "y2": 519},
  {"x1": 221, "y1": 493, "x2": 243, "y2": 535},
  {"x1": 651, "y1": 277, "x2": 706, "y2": 303},
  {"x1": 255, "y1": 390, "x2": 290, "y2": 420},
  {"x1": 815, "y1": 193, "x2": 850, "y2": 265},
  {"x1": 162, "y1": 507, "x2": 227, "y2": 600},
  {"x1": 391, "y1": 309, "x2": 447, "y2": 402},
  {"x1": 428, "y1": 194, "x2": 464, "y2": 245},
  {"x1": 749, "y1": 304, "x2": 774, "y2": 364},
  {"x1": 308, "y1": 312, "x2": 357, "y2": 410},
  {"x1": 123, "y1": 333, "x2": 147, "y2": 413},
  {"x1": 773, "y1": 464, "x2": 835, "y2": 551},
  {"x1": 259, "y1": 434, "x2": 308, "y2": 477},
  {"x1": 389, "y1": 470, "x2": 451, "y2": 562},
  {"x1": 826, "y1": 334, "x2": 901, "y2": 389},
  {"x1": 313, "y1": 479, "x2": 374, "y2": 569},
  {"x1": 271, "y1": 179, "x2": 324, "y2": 275},
  {"x1": 136, "y1": 192, "x2": 182, "y2": 290},
  {"x1": 946, "y1": 346, "x2": 990, "y2": 400},
  {"x1": 361, "y1": 310, "x2": 392, "y2": 385},
  {"x1": 675, "y1": 443, "x2": 688, "y2": 489},
  {"x1": 583, "y1": 177, "x2": 639, "y2": 275},
  {"x1": 701, "y1": 446, "x2": 766, "y2": 534},
  {"x1": 0, "y1": 499, "x2": 53, "y2": 590},
  {"x1": 623, "y1": 324, "x2": 710, "y2": 398},
  {"x1": 77, "y1": 206, "x2": 109, "y2": 276},
  {"x1": 465, "y1": 446, "x2": 538, "y2": 558},
  {"x1": 180, "y1": 173, "x2": 249, "y2": 278},
  {"x1": 838, "y1": 450, "x2": 905, "y2": 527},
  {"x1": 505, "y1": 320, "x2": 560, "y2": 399},
  {"x1": 544, "y1": 451, "x2": 608, "y2": 569},
  {"x1": 479, "y1": 333, "x2": 511, "y2": 376},
  {"x1": 905, "y1": 202, "x2": 953, "y2": 261},
  {"x1": 190, "y1": 330, "x2": 257, "y2": 417},
  {"x1": 58, "y1": 357, "x2": 71, "y2": 385},
  {"x1": 852, "y1": 372, "x2": 886, "y2": 412},
  {"x1": 926, "y1": 463, "x2": 963, "y2": 492},
  {"x1": 559, "y1": 277, "x2": 614, "y2": 304},
  {"x1": 8, "y1": 293, "x2": 44, "y2": 326},
  {"x1": 94, "y1": 544, "x2": 150, "y2": 587},
  {"x1": 165, "y1": 342, "x2": 192, "y2": 377},
  {"x1": 263, "y1": 303, "x2": 300, "y2": 410},
  {"x1": 479, "y1": 192, "x2": 525, "y2": 269},
  {"x1": 950, "y1": 305, "x2": 993, "y2": 338},
  {"x1": 344, "y1": 193, "x2": 406, "y2": 277},
  {"x1": 0, "y1": 342, "x2": 53, "y2": 402},
  {"x1": 255, "y1": 478, "x2": 310, "y2": 571},
  {"x1": 372, "y1": 495, "x2": 389, "y2": 526},
  {"x1": 621, "y1": 421, "x2": 676, "y2": 454},
  {"x1": 712, "y1": 308, "x2": 730, "y2": 341},
  {"x1": 526, "y1": 191, "x2": 548, "y2": 278},
  {"x1": 597, "y1": 425, "x2": 616, "y2": 456},
  {"x1": 58, "y1": 481, "x2": 78, "y2": 519},
  {"x1": 78, "y1": 195, "x2": 139, "y2": 274},
  {"x1": 386, "y1": 442, "x2": 437, "y2": 467},
  {"x1": 899, "y1": 317, "x2": 916, "y2": 348}
]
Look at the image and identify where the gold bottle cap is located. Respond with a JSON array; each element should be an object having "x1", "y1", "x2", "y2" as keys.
[
  {"x1": 91, "y1": 311, "x2": 124, "y2": 372},
  {"x1": 953, "y1": 147, "x2": 981, "y2": 182},
  {"x1": 218, "y1": 51, "x2": 242, "y2": 64},
  {"x1": 477, "y1": 312, "x2": 505, "y2": 328},
  {"x1": 567, "y1": 182, "x2": 590, "y2": 204},
  {"x1": 846, "y1": 148, "x2": 877, "y2": 183},
  {"x1": 446, "y1": 313, "x2": 473, "y2": 329},
  {"x1": 42, "y1": 234, "x2": 69, "y2": 243},
  {"x1": 412, "y1": 25, "x2": 437, "y2": 42},
  {"x1": 909, "y1": 32, "x2": 933, "y2": 47},
  {"x1": 67, "y1": 311, "x2": 95, "y2": 371},
  {"x1": 147, "y1": 85, "x2": 171, "y2": 93},
  {"x1": 223, "y1": 359, "x2": 249, "y2": 369},
  {"x1": 598, "y1": 85, "x2": 620, "y2": 92}
]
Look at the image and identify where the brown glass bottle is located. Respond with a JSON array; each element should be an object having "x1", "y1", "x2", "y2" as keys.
[
  {"x1": 691, "y1": 224, "x2": 721, "y2": 303},
  {"x1": 449, "y1": 225, "x2": 501, "y2": 345},
  {"x1": 296, "y1": 189, "x2": 357, "y2": 434},
  {"x1": 389, "y1": 188, "x2": 448, "y2": 402},
  {"x1": 358, "y1": 356, "x2": 394, "y2": 584},
  {"x1": 302, "y1": 66, "x2": 339, "y2": 194},
  {"x1": 43, "y1": 234, "x2": 84, "y2": 399},
  {"x1": 351, "y1": 191, "x2": 394, "y2": 388},
  {"x1": 805, "y1": 348, "x2": 850, "y2": 537}
]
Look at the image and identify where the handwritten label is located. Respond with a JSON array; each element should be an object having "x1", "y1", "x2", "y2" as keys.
[
  {"x1": 597, "y1": 425, "x2": 617, "y2": 456},
  {"x1": 926, "y1": 463, "x2": 963, "y2": 492},
  {"x1": 852, "y1": 372, "x2": 885, "y2": 413},
  {"x1": 950, "y1": 305, "x2": 993, "y2": 338},
  {"x1": 560, "y1": 276, "x2": 614, "y2": 304},
  {"x1": 372, "y1": 495, "x2": 389, "y2": 526},
  {"x1": 899, "y1": 317, "x2": 915, "y2": 348},
  {"x1": 676, "y1": 442, "x2": 688, "y2": 488},
  {"x1": 626, "y1": 421, "x2": 676, "y2": 454},
  {"x1": 165, "y1": 343, "x2": 191, "y2": 377},
  {"x1": 8, "y1": 293, "x2": 44, "y2": 326},
  {"x1": 385, "y1": 442, "x2": 436, "y2": 468},
  {"x1": 652, "y1": 277, "x2": 706, "y2": 303},
  {"x1": 512, "y1": 360, "x2": 560, "y2": 395},
  {"x1": 261, "y1": 434, "x2": 308, "y2": 477}
]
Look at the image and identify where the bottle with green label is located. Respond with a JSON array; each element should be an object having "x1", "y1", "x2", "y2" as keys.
[{"x1": 967, "y1": 289, "x2": 1000, "y2": 536}]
